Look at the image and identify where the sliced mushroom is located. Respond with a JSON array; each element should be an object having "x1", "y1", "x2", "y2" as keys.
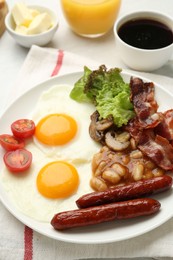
[
  {"x1": 95, "y1": 116, "x2": 113, "y2": 131},
  {"x1": 89, "y1": 121, "x2": 104, "y2": 143},
  {"x1": 105, "y1": 131, "x2": 130, "y2": 151},
  {"x1": 89, "y1": 111, "x2": 113, "y2": 143},
  {"x1": 116, "y1": 131, "x2": 130, "y2": 142}
]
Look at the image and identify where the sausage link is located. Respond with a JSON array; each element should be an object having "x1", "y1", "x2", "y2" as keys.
[
  {"x1": 76, "y1": 175, "x2": 172, "y2": 208},
  {"x1": 51, "y1": 198, "x2": 161, "y2": 230}
]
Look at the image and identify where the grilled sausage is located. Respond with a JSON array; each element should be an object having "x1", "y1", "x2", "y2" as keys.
[
  {"x1": 51, "y1": 198, "x2": 161, "y2": 230},
  {"x1": 76, "y1": 175, "x2": 172, "y2": 208}
]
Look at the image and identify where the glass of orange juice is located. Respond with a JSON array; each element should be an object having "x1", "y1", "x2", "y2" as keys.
[{"x1": 61, "y1": 0, "x2": 121, "y2": 37}]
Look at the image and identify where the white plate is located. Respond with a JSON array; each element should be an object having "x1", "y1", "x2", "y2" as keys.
[{"x1": 0, "y1": 71, "x2": 173, "y2": 244}]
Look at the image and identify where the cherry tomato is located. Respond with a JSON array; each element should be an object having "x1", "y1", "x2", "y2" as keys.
[
  {"x1": 0, "y1": 134, "x2": 25, "y2": 151},
  {"x1": 3, "y1": 148, "x2": 32, "y2": 173},
  {"x1": 11, "y1": 119, "x2": 35, "y2": 139}
]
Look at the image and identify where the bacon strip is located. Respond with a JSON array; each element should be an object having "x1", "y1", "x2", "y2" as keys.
[
  {"x1": 125, "y1": 117, "x2": 143, "y2": 143},
  {"x1": 155, "y1": 109, "x2": 173, "y2": 141},
  {"x1": 130, "y1": 77, "x2": 162, "y2": 128},
  {"x1": 138, "y1": 129, "x2": 173, "y2": 170},
  {"x1": 126, "y1": 78, "x2": 173, "y2": 170}
]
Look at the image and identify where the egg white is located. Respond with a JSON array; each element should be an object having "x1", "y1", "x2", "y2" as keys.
[
  {"x1": 0, "y1": 143, "x2": 93, "y2": 222},
  {"x1": 0, "y1": 84, "x2": 100, "y2": 222},
  {"x1": 32, "y1": 84, "x2": 100, "y2": 163}
]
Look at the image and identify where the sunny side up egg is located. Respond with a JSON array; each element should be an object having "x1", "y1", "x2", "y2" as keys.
[
  {"x1": 32, "y1": 85, "x2": 100, "y2": 162},
  {"x1": 0, "y1": 84, "x2": 101, "y2": 222}
]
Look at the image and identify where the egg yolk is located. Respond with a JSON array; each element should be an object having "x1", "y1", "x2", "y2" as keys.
[
  {"x1": 35, "y1": 114, "x2": 77, "y2": 145},
  {"x1": 37, "y1": 161, "x2": 79, "y2": 199}
]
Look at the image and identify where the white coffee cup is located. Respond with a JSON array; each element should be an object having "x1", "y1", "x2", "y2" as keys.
[{"x1": 114, "y1": 11, "x2": 173, "y2": 71}]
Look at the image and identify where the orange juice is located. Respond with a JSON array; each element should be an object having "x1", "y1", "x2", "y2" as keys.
[{"x1": 61, "y1": 0, "x2": 121, "y2": 37}]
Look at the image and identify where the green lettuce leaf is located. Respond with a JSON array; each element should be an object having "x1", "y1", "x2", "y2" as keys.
[
  {"x1": 70, "y1": 65, "x2": 135, "y2": 127},
  {"x1": 70, "y1": 66, "x2": 92, "y2": 102}
]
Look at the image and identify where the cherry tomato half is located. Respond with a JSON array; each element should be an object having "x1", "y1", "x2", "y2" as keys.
[
  {"x1": 11, "y1": 119, "x2": 35, "y2": 139},
  {"x1": 3, "y1": 148, "x2": 32, "y2": 173},
  {"x1": 0, "y1": 134, "x2": 25, "y2": 151}
]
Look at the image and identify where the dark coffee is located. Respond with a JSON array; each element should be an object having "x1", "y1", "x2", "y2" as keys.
[{"x1": 118, "y1": 18, "x2": 173, "y2": 50}]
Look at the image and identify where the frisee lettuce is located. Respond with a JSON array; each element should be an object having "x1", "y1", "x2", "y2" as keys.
[{"x1": 70, "y1": 65, "x2": 135, "y2": 127}]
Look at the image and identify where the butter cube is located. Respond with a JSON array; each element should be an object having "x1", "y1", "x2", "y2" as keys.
[
  {"x1": 29, "y1": 8, "x2": 40, "y2": 18},
  {"x1": 15, "y1": 25, "x2": 28, "y2": 35},
  {"x1": 27, "y1": 12, "x2": 52, "y2": 35},
  {"x1": 12, "y1": 3, "x2": 33, "y2": 27}
]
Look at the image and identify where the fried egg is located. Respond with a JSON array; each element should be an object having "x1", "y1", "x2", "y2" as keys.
[
  {"x1": 32, "y1": 85, "x2": 100, "y2": 162},
  {"x1": 0, "y1": 84, "x2": 100, "y2": 222}
]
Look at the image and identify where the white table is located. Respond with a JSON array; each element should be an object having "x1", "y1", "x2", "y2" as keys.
[{"x1": 0, "y1": 1, "x2": 173, "y2": 259}]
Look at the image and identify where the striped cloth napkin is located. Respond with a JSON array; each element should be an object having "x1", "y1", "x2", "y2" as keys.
[{"x1": 1, "y1": 45, "x2": 173, "y2": 260}]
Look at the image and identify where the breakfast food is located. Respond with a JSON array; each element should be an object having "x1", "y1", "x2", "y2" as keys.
[
  {"x1": 0, "y1": 119, "x2": 35, "y2": 173},
  {"x1": 70, "y1": 65, "x2": 135, "y2": 128},
  {"x1": 61, "y1": 0, "x2": 121, "y2": 36},
  {"x1": 0, "y1": 67, "x2": 173, "y2": 232},
  {"x1": 76, "y1": 175, "x2": 172, "y2": 208},
  {"x1": 126, "y1": 77, "x2": 173, "y2": 171},
  {"x1": 11, "y1": 2, "x2": 53, "y2": 35},
  {"x1": 71, "y1": 66, "x2": 173, "y2": 189},
  {"x1": 90, "y1": 143, "x2": 166, "y2": 191},
  {"x1": 0, "y1": 0, "x2": 8, "y2": 37},
  {"x1": 32, "y1": 84, "x2": 100, "y2": 162},
  {"x1": 51, "y1": 198, "x2": 161, "y2": 230},
  {"x1": 11, "y1": 119, "x2": 35, "y2": 139},
  {"x1": 0, "y1": 134, "x2": 25, "y2": 151},
  {"x1": 35, "y1": 114, "x2": 77, "y2": 145},
  {"x1": 36, "y1": 160, "x2": 79, "y2": 199},
  {"x1": 3, "y1": 148, "x2": 32, "y2": 173},
  {"x1": 50, "y1": 67, "x2": 173, "y2": 231},
  {"x1": 0, "y1": 84, "x2": 100, "y2": 222},
  {"x1": 117, "y1": 18, "x2": 173, "y2": 50}
]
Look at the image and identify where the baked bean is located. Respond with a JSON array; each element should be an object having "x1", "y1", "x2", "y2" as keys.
[
  {"x1": 95, "y1": 161, "x2": 107, "y2": 176},
  {"x1": 130, "y1": 138, "x2": 137, "y2": 150},
  {"x1": 90, "y1": 177, "x2": 108, "y2": 191},
  {"x1": 102, "y1": 169, "x2": 121, "y2": 184},
  {"x1": 132, "y1": 163, "x2": 144, "y2": 181},
  {"x1": 122, "y1": 155, "x2": 130, "y2": 165},
  {"x1": 111, "y1": 163, "x2": 127, "y2": 177},
  {"x1": 91, "y1": 130, "x2": 167, "y2": 191},
  {"x1": 130, "y1": 150, "x2": 143, "y2": 159}
]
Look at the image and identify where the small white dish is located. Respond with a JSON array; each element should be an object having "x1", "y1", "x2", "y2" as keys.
[
  {"x1": 5, "y1": 5, "x2": 59, "y2": 48},
  {"x1": 114, "y1": 11, "x2": 173, "y2": 71}
]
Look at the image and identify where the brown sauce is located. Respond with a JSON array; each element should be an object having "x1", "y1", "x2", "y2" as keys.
[
  {"x1": 118, "y1": 18, "x2": 173, "y2": 50},
  {"x1": 90, "y1": 145, "x2": 165, "y2": 192}
]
